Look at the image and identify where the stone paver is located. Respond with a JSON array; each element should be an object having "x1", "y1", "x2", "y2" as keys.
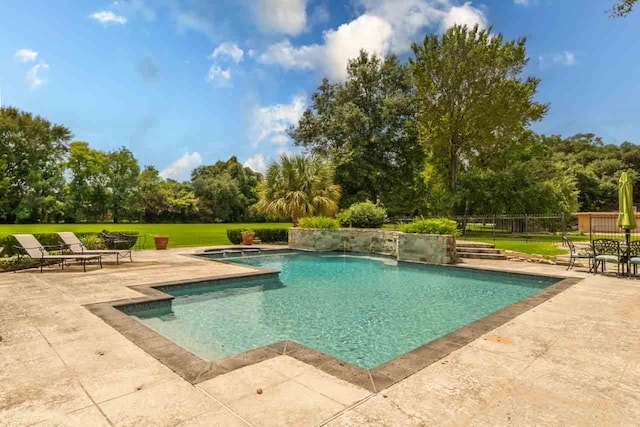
[{"x1": 0, "y1": 247, "x2": 639, "y2": 426}]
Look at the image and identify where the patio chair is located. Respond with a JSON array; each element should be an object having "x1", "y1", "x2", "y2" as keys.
[
  {"x1": 563, "y1": 236, "x2": 594, "y2": 272},
  {"x1": 592, "y1": 239, "x2": 626, "y2": 275},
  {"x1": 56, "y1": 232, "x2": 132, "y2": 264},
  {"x1": 11, "y1": 234, "x2": 102, "y2": 273},
  {"x1": 99, "y1": 230, "x2": 140, "y2": 250},
  {"x1": 627, "y1": 241, "x2": 640, "y2": 276}
]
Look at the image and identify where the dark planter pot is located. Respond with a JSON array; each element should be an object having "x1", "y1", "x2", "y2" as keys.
[
  {"x1": 242, "y1": 234, "x2": 255, "y2": 245},
  {"x1": 154, "y1": 235, "x2": 169, "y2": 250}
]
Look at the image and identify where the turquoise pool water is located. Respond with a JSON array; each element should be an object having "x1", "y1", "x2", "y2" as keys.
[{"x1": 133, "y1": 252, "x2": 557, "y2": 369}]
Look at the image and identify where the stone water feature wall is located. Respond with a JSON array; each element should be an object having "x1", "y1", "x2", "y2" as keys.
[{"x1": 288, "y1": 228, "x2": 457, "y2": 264}]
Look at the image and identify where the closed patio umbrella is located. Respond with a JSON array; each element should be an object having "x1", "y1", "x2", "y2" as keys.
[{"x1": 617, "y1": 172, "x2": 636, "y2": 271}]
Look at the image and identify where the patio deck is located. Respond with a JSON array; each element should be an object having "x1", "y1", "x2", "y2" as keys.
[{"x1": 1, "y1": 247, "x2": 638, "y2": 426}]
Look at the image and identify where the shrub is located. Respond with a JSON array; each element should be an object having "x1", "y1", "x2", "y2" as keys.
[
  {"x1": 401, "y1": 218, "x2": 458, "y2": 235},
  {"x1": 79, "y1": 234, "x2": 106, "y2": 250},
  {"x1": 226, "y1": 229, "x2": 243, "y2": 244},
  {"x1": 226, "y1": 228, "x2": 289, "y2": 244},
  {"x1": 298, "y1": 216, "x2": 340, "y2": 230},
  {"x1": 338, "y1": 201, "x2": 387, "y2": 228},
  {"x1": 241, "y1": 229, "x2": 255, "y2": 236}
]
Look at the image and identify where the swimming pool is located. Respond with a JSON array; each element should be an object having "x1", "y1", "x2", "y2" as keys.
[{"x1": 132, "y1": 252, "x2": 558, "y2": 369}]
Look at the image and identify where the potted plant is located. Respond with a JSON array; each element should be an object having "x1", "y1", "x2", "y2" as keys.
[
  {"x1": 241, "y1": 229, "x2": 255, "y2": 245},
  {"x1": 153, "y1": 235, "x2": 170, "y2": 250}
]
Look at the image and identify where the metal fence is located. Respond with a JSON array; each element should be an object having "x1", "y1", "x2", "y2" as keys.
[
  {"x1": 452, "y1": 214, "x2": 567, "y2": 242},
  {"x1": 584, "y1": 213, "x2": 640, "y2": 242}
]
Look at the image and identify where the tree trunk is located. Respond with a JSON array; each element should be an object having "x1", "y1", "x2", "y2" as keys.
[{"x1": 449, "y1": 143, "x2": 458, "y2": 215}]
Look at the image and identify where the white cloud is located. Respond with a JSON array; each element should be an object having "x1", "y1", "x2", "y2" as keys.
[
  {"x1": 207, "y1": 65, "x2": 232, "y2": 86},
  {"x1": 14, "y1": 49, "x2": 38, "y2": 63},
  {"x1": 251, "y1": 94, "x2": 307, "y2": 146},
  {"x1": 26, "y1": 61, "x2": 49, "y2": 89},
  {"x1": 244, "y1": 153, "x2": 268, "y2": 173},
  {"x1": 539, "y1": 51, "x2": 576, "y2": 69},
  {"x1": 256, "y1": 0, "x2": 307, "y2": 35},
  {"x1": 442, "y1": 2, "x2": 487, "y2": 31},
  {"x1": 322, "y1": 14, "x2": 393, "y2": 80},
  {"x1": 160, "y1": 152, "x2": 203, "y2": 181},
  {"x1": 259, "y1": 0, "x2": 487, "y2": 81},
  {"x1": 209, "y1": 42, "x2": 244, "y2": 63},
  {"x1": 90, "y1": 10, "x2": 127, "y2": 25},
  {"x1": 259, "y1": 40, "x2": 319, "y2": 70},
  {"x1": 514, "y1": 0, "x2": 529, "y2": 5}
]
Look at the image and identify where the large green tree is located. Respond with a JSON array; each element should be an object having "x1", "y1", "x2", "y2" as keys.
[
  {"x1": 66, "y1": 141, "x2": 109, "y2": 221},
  {"x1": 0, "y1": 107, "x2": 70, "y2": 223},
  {"x1": 191, "y1": 156, "x2": 261, "y2": 222},
  {"x1": 104, "y1": 147, "x2": 140, "y2": 223},
  {"x1": 546, "y1": 133, "x2": 640, "y2": 211},
  {"x1": 289, "y1": 52, "x2": 425, "y2": 216},
  {"x1": 255, "y1": 154, "x2": 340, "y2": 226},
  {"x1": 138, "y1": 166, "x2": 198, "y2": 222},
  {"x1": 411, "y1": 25, "x2": 548, "y2": 214}
]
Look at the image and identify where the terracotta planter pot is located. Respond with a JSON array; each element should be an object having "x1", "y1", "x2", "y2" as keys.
[
  {"x1": 242, "y1": 234, "x2": 255, "y2": 245},
  {"x1": 154, "y1": 235, "x2": 169, "y2": 250}
]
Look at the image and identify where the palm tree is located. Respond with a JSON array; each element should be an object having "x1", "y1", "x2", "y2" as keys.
[{"x1": 255, "y1": 154, "x2": 341, "y2": 226}]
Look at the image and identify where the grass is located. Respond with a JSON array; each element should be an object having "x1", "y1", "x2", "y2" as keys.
[
  {"x1": 470, "y1": 239, "x2": 568, "y2": 257},
  {"x1": 0, "y1": 223, "x2": 291, "y2": 250}
]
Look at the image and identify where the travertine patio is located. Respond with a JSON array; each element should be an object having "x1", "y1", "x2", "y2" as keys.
[{"x1": 1, "y1": 248, "x2": 639, "y2": 426}]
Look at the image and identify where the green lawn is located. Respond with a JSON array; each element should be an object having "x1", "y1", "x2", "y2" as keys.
[
  {"x1": 460, "y1": 234, "x2": 592, "y2": 257},
  {"x1": 0, "y1": 223, "x2": 291, "y2": 250}
]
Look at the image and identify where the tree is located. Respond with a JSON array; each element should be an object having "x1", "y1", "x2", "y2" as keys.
[
  {"x1": 191, "y1": 156, "x2": 261, "y2": 222},
  {"x1": 104, "y1": 147, "x2": 140, "y2": 223},
  {"x1": 255, "y1": 154, "x2": 340, "y2": 226},
  {"x1": 0, "y1": 107, "x2": 71, "y2": 223},
  {"x1": 290, "y1": 52, "x2": 425, "y2": 216},
  {"x1": 164, "y1": 179, "x2": 198, "y2": 222},
  {"x1": 411, "y1": 25, "x2": 548, "y2": 214},
  {"x1": 610, "y1": 0, "x2": 637, "y2": 16},
  {"x1": 66, "y1": 141, "x2": 109, "y2": 221},
  {"x1": 457, "y1": 134, "x2": 579, "y2": 216},
  {"x1": 138, "y1": 166, "x2": 170, "y2": 222}
]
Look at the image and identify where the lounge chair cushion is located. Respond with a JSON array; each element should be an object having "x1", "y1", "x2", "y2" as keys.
[{"x1": 629, "y1": 257, "x2": 640, "y2": 264}]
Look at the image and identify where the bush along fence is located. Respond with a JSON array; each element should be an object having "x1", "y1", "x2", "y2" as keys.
[
  {"x1": 387, "y1": 214, "x2": 568, "y2": 243},
  {"x1": 226, "y1": 228, "x2": 289, "y2": 245}
]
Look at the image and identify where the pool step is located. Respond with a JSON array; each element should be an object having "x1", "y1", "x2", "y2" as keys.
[{"x1": 456, "y1": 243, "x2": 506, "y2": 260}]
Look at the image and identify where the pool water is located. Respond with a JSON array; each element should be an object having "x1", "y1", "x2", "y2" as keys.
[{"x1": 133, "y1": 252, "x2": 557, "y2": 369}]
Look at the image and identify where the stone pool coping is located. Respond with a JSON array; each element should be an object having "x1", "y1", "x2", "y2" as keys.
[{"x1": 84, "y1": 256, "x2": 582, "y2": 393}]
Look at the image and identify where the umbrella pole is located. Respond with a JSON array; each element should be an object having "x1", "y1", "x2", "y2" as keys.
[{"x1": 626, "y1": 228, "x2": 631, "y2": 276}]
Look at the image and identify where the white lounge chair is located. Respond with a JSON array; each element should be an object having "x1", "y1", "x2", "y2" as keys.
[
  {"x1": 11, "y1": 234, "x2": 102, "y2": 273},
  {"x1": 56, "y1": 232, "x2": 132, "y2": 264}
]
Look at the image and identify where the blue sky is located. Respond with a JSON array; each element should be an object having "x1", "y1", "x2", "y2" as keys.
[{"x1": 1, "y1": 0, "x2": 639, "y2": 180}]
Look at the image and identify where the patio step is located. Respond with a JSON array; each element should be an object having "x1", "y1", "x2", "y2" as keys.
[
  {"x1": 456, "y1": 242, "x2": 496, "y2": 249},
  {"x1": 456, "y1": 247, "x2": 502, "y2": 254},
  {"x1": 456, "y1": 242, "x2": 507, "y2": 260},
  {"x1": 457, "y1": 252, "x2": 507, "y2": 260}
]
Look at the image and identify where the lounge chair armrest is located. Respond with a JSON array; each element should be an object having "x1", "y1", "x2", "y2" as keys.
[{"x1": 43, "y1": 244, "x2": 68, "y2": 250}]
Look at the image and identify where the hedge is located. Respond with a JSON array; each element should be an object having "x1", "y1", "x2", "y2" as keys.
[
  {"x1": 226, "y1": 228, "x2": 289, "y2": 244},
  {"x1": 400, "y1": 218, "x2": 458, "y2": 235},
  {"x1": 298, "y1": 216, "x2": 340, "y2": 230}
]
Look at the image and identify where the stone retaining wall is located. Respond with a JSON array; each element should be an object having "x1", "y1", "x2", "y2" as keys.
[{"x1": 288, "y1": 228, "x2": 457, "y2": 264}]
